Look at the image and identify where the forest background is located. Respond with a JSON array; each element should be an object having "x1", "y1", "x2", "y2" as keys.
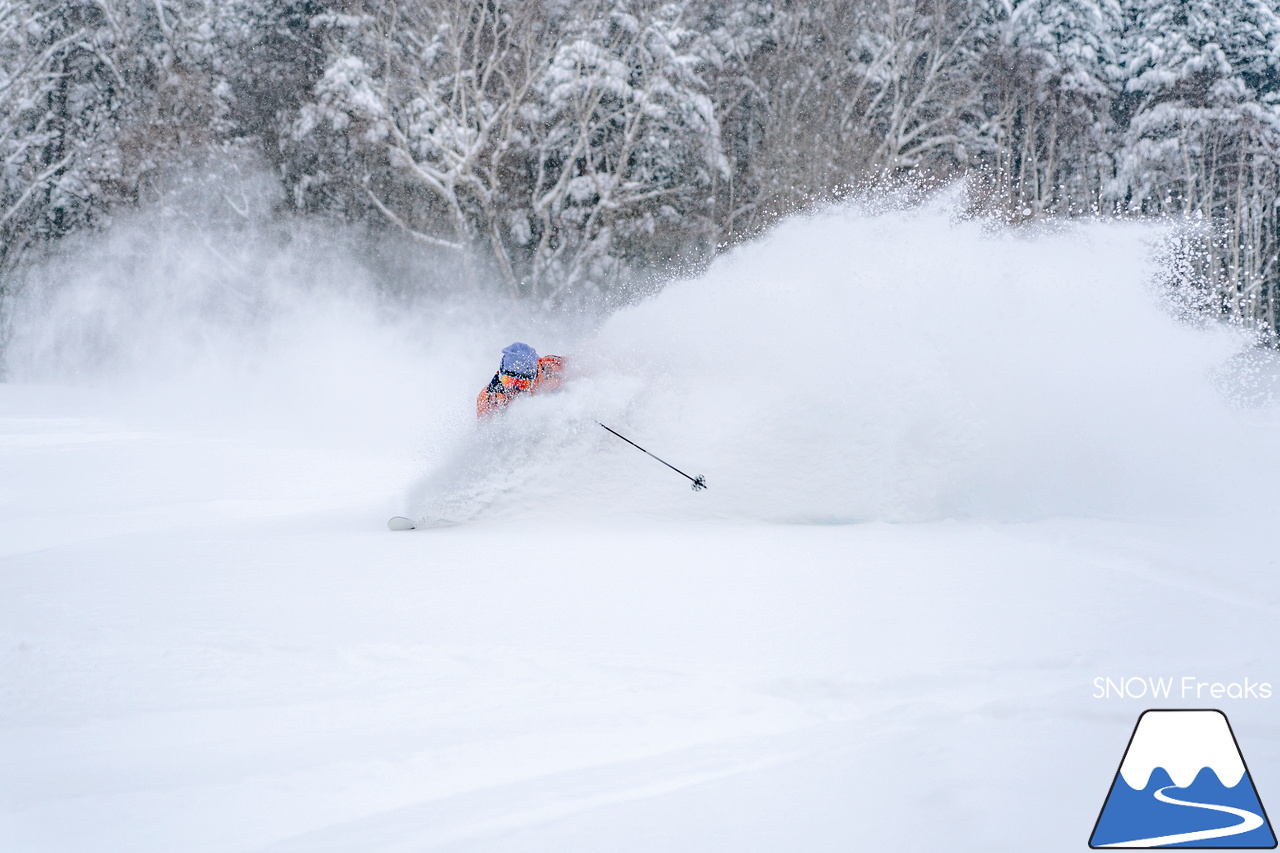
[{"x1": 0, "y1": 0, "x2": 1276, "y2": 346}]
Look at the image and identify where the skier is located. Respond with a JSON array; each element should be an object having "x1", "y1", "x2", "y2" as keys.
[{"x1": 476, "y1": 342, "x2": 566, "y2": 418}]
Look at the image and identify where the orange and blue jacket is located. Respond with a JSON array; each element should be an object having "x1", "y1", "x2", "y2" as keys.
[{"x1": 476, "y1": 355, "x2": 566, "y2": 418}]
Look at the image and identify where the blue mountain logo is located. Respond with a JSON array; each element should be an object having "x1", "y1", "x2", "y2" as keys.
[{"x1": 1091, "y1": 710, "x2": 1276, "y2": 848}]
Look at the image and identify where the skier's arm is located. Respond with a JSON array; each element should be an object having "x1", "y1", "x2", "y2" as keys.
[
  {"x1": 533, "y1": 355, "x2": 566, "y2": 394},
  {"x1": 477, "y1": 375, "x2": 511, "y2": 418}
]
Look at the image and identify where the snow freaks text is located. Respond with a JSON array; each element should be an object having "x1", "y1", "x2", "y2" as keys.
[{"x1": 1093, "y1": 677, "x2": 1273, "y2": 701}]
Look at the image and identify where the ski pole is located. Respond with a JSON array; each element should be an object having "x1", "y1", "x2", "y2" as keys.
[{"x1": 597, "y1": 422, "x2": 707, "y2": 491}]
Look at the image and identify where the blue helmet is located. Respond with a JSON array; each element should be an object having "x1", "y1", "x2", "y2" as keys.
[{"x1": 500, "y1": 342, "x2": 539, "y2": 378}]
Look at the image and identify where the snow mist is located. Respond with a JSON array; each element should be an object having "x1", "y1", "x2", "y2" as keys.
[{"x1": 5, "y1": 196, "x2": 1278, "y2": 524}]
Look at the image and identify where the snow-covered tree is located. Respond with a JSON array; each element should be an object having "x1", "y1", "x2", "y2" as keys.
[
  {"x1": 289, "y1": 0, "x2": 727, "y2": 301},
  {"x1": 0, "y1": 0, "x2": 237, "y2": 278},
  {"x1": 0, "y1": 0, "x2": 1276, "y2": 337},
  {"x1": 681, "y1": 0, "x2": 777, "y2": 244},
  {"x1": 857, "y1": 0, "x2": 1001, "y2": 172},
  {"x1": 1112, "y1": 0, "x2": 1280, "y2": 334},
  {"x1": 703, "y1": 0, "x2": 1003, "y2": 236},
  {"x1": 981, "y1": 0, "x2": 1123, "y2": 216},
  {"x1": 525, "y1": 3, "x2": 728, "y2": 297}
]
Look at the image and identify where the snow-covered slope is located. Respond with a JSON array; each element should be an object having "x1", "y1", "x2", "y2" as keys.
[{"x1": 3, "y1": 202, "x2": 1280, "y2": 852}]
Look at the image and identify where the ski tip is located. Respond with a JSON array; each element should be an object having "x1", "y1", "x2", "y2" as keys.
[{"x1": 387, "y1": 516, "x2": 416, "y2": 531}]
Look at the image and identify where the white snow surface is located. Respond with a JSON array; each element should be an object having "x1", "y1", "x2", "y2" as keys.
[
  {"x1": 3, "y1": 202, "x2": 1280, "y2": 852},
  {"x1": 1119, "y1": 710, "x2": 1246, "y2": 789}
]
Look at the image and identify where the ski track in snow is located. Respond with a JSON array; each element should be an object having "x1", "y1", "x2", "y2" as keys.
[
  {"x1": 4, "y1": 204, "x2": 1280, "y2": 852},
  {"x1": 1100, "y1": 786, "x2": 1264, "y2": 847}
]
